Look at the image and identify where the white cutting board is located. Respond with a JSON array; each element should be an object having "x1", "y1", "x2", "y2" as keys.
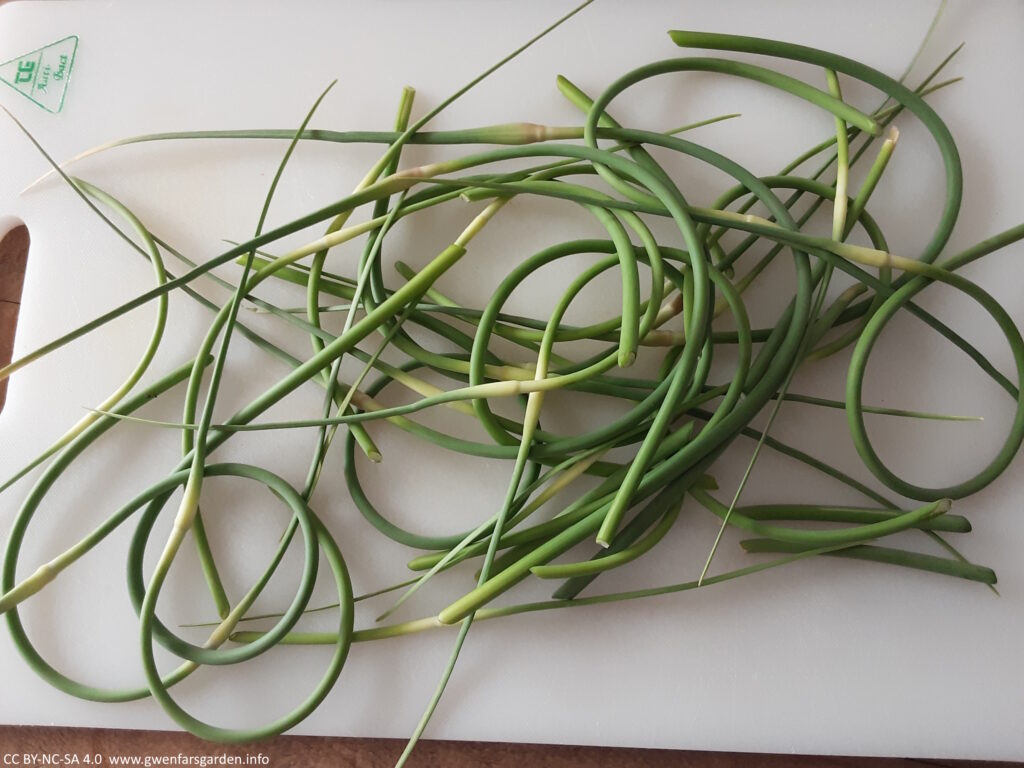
[{"x1": 1, "y1": 0, "x2": 1023, "y2": 759}]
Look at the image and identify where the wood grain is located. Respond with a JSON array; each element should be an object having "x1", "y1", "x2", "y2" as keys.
[
  {"x1": 0, "y1": 229, "x2": 1019, "y2": 766},
  {"x1": 0, "y1": 224, "x2": 29, "y2": 412},
  {"x1": 0, "y1": 724, "x2": 1017, "y2": 768}
]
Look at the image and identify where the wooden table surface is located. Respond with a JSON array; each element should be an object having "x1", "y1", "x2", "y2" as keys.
[
  {"x1": 1, "y1": 225, "x2": 1020, "y2": 766},
  {"x1": 0, "y1": 722, "x2": 1016, "y2": 768}
]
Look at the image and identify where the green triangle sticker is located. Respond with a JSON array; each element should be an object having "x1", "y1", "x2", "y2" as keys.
[{"x1": 0, "y1": 36, "x2": 78, "y2": 113}]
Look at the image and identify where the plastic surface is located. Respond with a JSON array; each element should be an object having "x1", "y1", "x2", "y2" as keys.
[{"x1": 0, "y1": 0, "x2": 1022, "y2": 758}]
